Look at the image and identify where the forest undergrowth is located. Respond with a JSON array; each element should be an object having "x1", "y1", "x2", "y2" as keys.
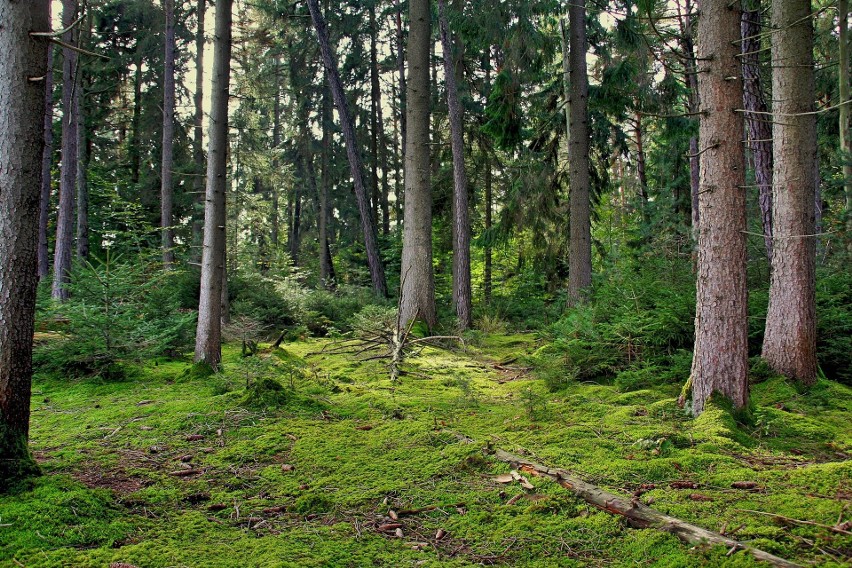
[{"x1": 1, "y1": 334, "x2": 850, "y2": 567}]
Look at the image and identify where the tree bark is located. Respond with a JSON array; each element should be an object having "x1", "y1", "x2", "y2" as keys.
[
  {"x1": 494, "y1": 450, "x2": 801, "y2": 568},
  {"x1": 400, "y1": 0, "x2": 437, "y2": 330},
  {"x1": 271, "y1": 57, "x2": 281, "y2": 249},
  {"x1": 484, "y1": 54, "x2": 492, "y2": 306},
  {"x1": 38, "y1": 40, "x2": 54, "y2": 281},
  {"x1": 689, "y1": 0, "x2": 748, "y2": 415},
  {"x1": 762, "y1": 0, "x2": 818, "y2": 386},
  {"x1": 307, "y1": 0, "x2": 388, "y2": 297},
  {"x1": 161, "y1": 0, "x2": 176, "y2": 266},
  {"x1": 52, "y1": 0, "x2": 79, "y2": 301},
  {"x1": 194, "y1": 0, "x2": 233, "y2": 369},
  {"x1": 75, "y1": 67, "x2": 88, "y2": 260},
  {"x1": 839, "y1": 0, "x2": 852, "y2": 233},
  {"x1": 676, "y1": 0, "x2": 700, "y2": 230},
  {"x1": 320, "y1": 80, "x2": 335, "y2": 287},
  {"x1": 438, "y1": 0, "x2": 472, "y2": 330},
  {"x1": 370, "y1": 7, "x2": 383, "y2": 233},
  {"x1": 567, "y1": 0, "x2": 592, "y2": 305},
  {"x1": 0, "y1": 0, "x2": 50, "y2": 491},
  {"x1": 741, "y1": 7, "x2": 773, "y2": 262},
  {"x1": 190, "y1": 0, "x2": 206, "y2": 265}
]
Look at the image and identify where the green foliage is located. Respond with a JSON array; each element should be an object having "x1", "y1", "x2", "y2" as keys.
[
  {"x1": 35, "y1": 255, "x2": 196, "y2": 378},
  {"x1": 815, "y1": 267, "x2": 851, "y2": 384}
]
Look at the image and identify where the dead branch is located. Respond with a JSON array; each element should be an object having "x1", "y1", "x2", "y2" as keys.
[{"x1": 494, "y1": 450, "x2": 801, "y2": 568}]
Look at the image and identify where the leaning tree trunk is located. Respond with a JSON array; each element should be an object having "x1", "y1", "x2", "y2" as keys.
[
  {"x1": 38, "y1": 39, "x2": 54, "y2": 280},
  {"x1": 0, "y1": 0, "x2": 50, "y2": 491},
  {"x1": 161, "y1": 0, "x2": 176, "y2": 267},
  {"x1": 689, "y1": 0, "x2": 748, "y2": 415},
  {"x1": 762, "y1": 0, "x2": 818, "y2": 386},
  {"x1": 741, "y1": 6, "x2": 773, "y2": 262},
  {"x1": 190, "y1": 0, "x2": 206, "y2": 265},
  {"x1": 307, "y1": 0, "x2": 388, "y2": 297},
  {"x1": 194, "y1": 0, "x2": 233, "y2": 369},
  {"x1": 567, "y1": 0, "x2": 592, "y2": 305},
  {"x1": 319, "y1": 80, "x2": 335, "y2": 287},
  {"x1": 438, "y1": 0, "x2": 472, "y2": 330},
  {"x1": 399, "y1": 0, "x2": 437, "y2": 330},
  {"x1": 52, "y1": 0, "x2": 79, "y2": 301}
]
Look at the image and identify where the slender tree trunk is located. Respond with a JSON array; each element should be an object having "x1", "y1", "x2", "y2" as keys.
[
  {"x1": 130, "y1": 36, "x2": 142, "y2": 186},
  {"x1": 191, "y1": 0, "x2": 206, "y2": 265},
  {"x1": 370, "y1": 7, "x2": 382, "y2": 232},
  {"x1": 290, "y1": 179, "x2": 302, "y2": 265},
  {"x1": 307, "y1": 0, "x2": 388, "y2": 296},
  {"x1": 161, "y1": 0, "x2": 176, "y2": 266},
  {"x1": 762, "y1": 0, "x2": 818, "y2": 385},
  {"x1": 689, "y1": 0, "x2": 748, "y2": 415},
  {"x1": 399, "y1": 0, "x2": 437, "y2": 330},
  {"x1": 840, "y1": 0, "x2": 852, "y2": 229},
  {"x1": 52, "y1": 0, "x2": 79, "y2": 301},
  {"x1": 560, "y1": 17, "x2": 570, "y2": 161},
  {"x1": 271, "y1": 57, "x2": 281, "y2": 249},
  {"x1": 741, "y1": 6, "x2": 773, "y2": 262},
  {"x1": 677, "y1": 0, "x2": 700, "y2": 229},
  {"x1": 634, "y1": 113, "x2": 650, "y2": 221},
  {"x1": 194, "y1": 0, "x2": 233, "y2": 369},
  {"x1": 438, "y1": 0, "x2": 472, "y2": 330},
  {"x1": 75, "y1": 70, "x2": 88, "y2": 260},
  {"x1": 0, "y1": 0, "x2": 49, "y2": 491},
  {"x1": 396, "y1": 0, "x2": 407, "y2": 162},
  {"x1": 484, "y1": 54, "x2": 493, "y2": 306},
  {"x1": 38, "y1": 41, "x2": 54, "y2": 281},
  {"x1": 320, "y1": 80, "x2": 334, "y2": 287},
  {"x1": 567, "y1": 0, "x2": 592, "y2": 305}
]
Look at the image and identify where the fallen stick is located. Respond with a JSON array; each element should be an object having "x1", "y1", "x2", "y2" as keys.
[
  {"x1": 735, "y1": 508, "x2": 852, "y2": 536},
  {"x1": 494, "y1": 450, "x2": 800, "y2": 568}
]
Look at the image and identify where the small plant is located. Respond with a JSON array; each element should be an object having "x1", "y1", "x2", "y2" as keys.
[{"x1": 520, "y1": 387, "x2": 547, "y2": 421}]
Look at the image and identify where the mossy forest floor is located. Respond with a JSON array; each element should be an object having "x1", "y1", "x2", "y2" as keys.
[{"x1": 2, "y1": 335, "x2": 851, "y2": 567}]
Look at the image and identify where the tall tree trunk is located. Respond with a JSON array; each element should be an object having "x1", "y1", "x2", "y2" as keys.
[
  {"x1": 741, "y1": 6, "x2": 773, "y2": 262},
  {"x1": 271, "y1": 57, "x2": 281, "y2": 249},
  {"x1": 634, "y1": 113, "x2": 650, "y2": 222},
  {"x1": 194, "y1": 0, "x2": 233, "y2": 369},
  {"x1": 75, "y1": 69, "x2": 88, "y2": 259},
  {"x1": 307, "y1": 0, "x2": 388, "y2": 297},
  {"x1": 290, "y1": 179, "x2": 302, "y2": 265},
  {"x1": 319, "y1": 80, "x2": 334, "y2": 287},
  {"x1": 396, "y1": 0, "x2": 407, "y2": 162},
  {"x1": 52, "y1": 0, "x2": 79, "y2": 301},
  {"x1": 370, "y1": 7, "x2": 382, "y2": 232},
  {"x1": 567, "y1": 0, "x2": 592, "y2": 305},
  {"x1": 399, "y1": 0, "x2": 437, "y2": 330},
  {"x1": 676, "y1": 0, "x2": 700, "y2": 229},
  {"x1": 190, "y1": 0, "x2": 206, "y2": 265},
  {"x1": 38, "y1": 41, "x2": 54, "y2": 280},
  {"x1": 689, "y1": 0, "x2": 748, "y2": 415},
  {"x1": 0, "y1": 0, "x2": 49, "y2": 491},
  {"x1": 161, "y1": 0, "x2": 176, "y2": 266},
  {"x1": 840, "y1": 0, "x2": 852, "y2": 230},
  {"x1": 762, "y1": 0, "x2": 818, "y2": 385},
  {"x1": 438, "y1": 0, "x2": 472, "y2": 330},
  {"x1": 484, "y1": 53, "x2": 492, "y2": 306},
  {"x1": 130, "y1": 35, "x2": 142, "y2": 186}
]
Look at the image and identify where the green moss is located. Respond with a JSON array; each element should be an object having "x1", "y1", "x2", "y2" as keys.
[{"x1": 0, "y1": 423, "x2": 40, "y2": 494}]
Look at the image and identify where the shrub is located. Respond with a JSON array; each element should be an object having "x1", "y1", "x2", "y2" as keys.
[{"x1": 35, "y1": 254, "x2": 195, "y2": 377}]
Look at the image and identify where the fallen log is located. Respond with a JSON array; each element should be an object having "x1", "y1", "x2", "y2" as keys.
[{"x1": 494, "y1": 450, "x2": 800, "y2": 568}]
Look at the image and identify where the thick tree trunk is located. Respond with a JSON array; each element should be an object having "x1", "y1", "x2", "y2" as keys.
[
  {"x1": 741, "y1": 7, "x2": 773, "y2": 262},
  {"x1": 38, "y1": 41, "x2": 54, "y2": 280},
  {"x1": 0, "y1": 0, "x2": 49, "y2": 491},
  {"x1": 190, "y1": 0, "x2": 206, "y2": 265},
  {"x1": 567, "y1": 0, "x2": 592, "y2": 305},
  {"x1": 161, "y1": 0, "x2": 176, "y2": 266},
  {"x1": 762, "y1": 0, "x2": 818, "y2": 385},
  {"x1": 439, "y1": 0, "x2": 472, "y2": 330},
  {"x1": 400, "y1": 0, "x2": 437, "y2": 330},
  {"x1": 52, "y1": 0, "x2": 79, "y2": 301},
  {"x1": 307, "y1": 0, "x2": 388, "y2": 297},
  {"x1": 194, "y1": 0, "x2": 233, "y2": 369},
  {"x1": 689, "y1": 0, "x2": 748, "y2": 415}
]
